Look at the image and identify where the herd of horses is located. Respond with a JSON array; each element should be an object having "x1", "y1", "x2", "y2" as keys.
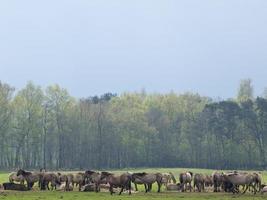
[{"x1": 2, "y1": 169, "x2": 266, "y2": 195}]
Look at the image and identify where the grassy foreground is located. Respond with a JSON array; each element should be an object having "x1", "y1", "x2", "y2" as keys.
[{"x1": 0, "y1": 168, "x2": 267, "y2": 200}]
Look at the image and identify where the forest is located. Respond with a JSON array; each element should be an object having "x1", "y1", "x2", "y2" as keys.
[{"x1": 0, "y1": 79, "x2": 267, "y2": 170}]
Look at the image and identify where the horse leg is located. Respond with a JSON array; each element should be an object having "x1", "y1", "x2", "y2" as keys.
[
  {"x1": 134, "y1": 183, "x2": 138, "y2": 191},
  {"x1": 128, "y1": 181, "x2": 132, "y2": 195},
  {"x1": 242, "y1": 185, "x2": 249, "y2": 194},
  {"x1": 119, "y1": 186, "x2": 124, "y2": 195},
  {"x1": 109, "y1": 185, "x2": 114, "y2": 195},
  {"x1": 157, "y1": 181, "x2": 161, "y2": 193},
  {"x1": 149, "y1": 183, "x2": 152, "y2": 192},
  {"x1": 144, "y1": 184, "x2": 148, "y2": 193},
  {"x1": 47, "y1": 181, "x2": 50, "y2": 190},
  {"x1": 95, "y1": 183, "x2": 99, "y2": 192}
]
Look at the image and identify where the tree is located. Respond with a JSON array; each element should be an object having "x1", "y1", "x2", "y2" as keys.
[
  {"x1": 12, "y1": 82, "x2": 43, "y2": 168},
  {"x1": 0, "y1": 81, "x2": 14, "y2": 168},
  {"x1": 237, "y1": 79, "x2": 254, "y2": 102}
]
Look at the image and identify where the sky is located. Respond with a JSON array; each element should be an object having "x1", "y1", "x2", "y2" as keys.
[{"x1": 0, "y1": 0, "x2": 267, "y2": 99}]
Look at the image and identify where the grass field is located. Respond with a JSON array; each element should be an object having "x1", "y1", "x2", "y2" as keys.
[{"x1": 0, "y1": 168, "x2": 267, "y2": 200}]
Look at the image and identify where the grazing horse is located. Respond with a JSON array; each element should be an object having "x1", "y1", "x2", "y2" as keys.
[
  {"x1": 100, "y1": 171, "x2": 132, "y2": 195},
  {"x1": 131, "y1": 172, "x2": 163, "y2": 193},
  {"x1": 162, "y1": 172, "x2": 176, "y2": 187},
  {"x1": 179, "y1": 172, "x2": 193, "y2": 192},
  {"x1": 84, "y1": 170, "x2": 104, "y2": 192},
  {"x1": 9, "y1": 172, "x2": 25, "y2": 185},
  {"x1": 193, "y1": 173, "x2": 205, "y2": 192},
  {"x1": 16, "y1": 169, "x2": 41, "y2": 190},
  {"x1": 222, "y1": 172, "x2": 256, "y2": 194}
]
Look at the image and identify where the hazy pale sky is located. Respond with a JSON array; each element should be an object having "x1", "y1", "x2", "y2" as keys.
[{"x1": 0, "y1": 0, "x2": 267, "y2": 98}]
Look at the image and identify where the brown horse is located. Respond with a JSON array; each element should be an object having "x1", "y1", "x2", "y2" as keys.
[
  {"x1": 132, "y1": 172, "x2": 163, "y2": 193},
  {"x1": 193, "y1": 173, "x2": 205, "y2": 192},
  {"x1": 212, "y1": 171, "x2": 223, "y2": 192},
  {"x1": 40, "y1": 172, "x2": 60, "y2": 190},
  {"x1": 85, "y1": 170, "x2": 105, "y2": 192},
  {"x1": 179, "y1": 172, "x2": 193, "y2": 192},
  {"x1": 100, "y1": 171, "x2": 132, "y2": 195},
  {"x1": 222, "y1": 172, "x2": 256, "y2": 194},
  {"x1": 17, "y1": 169, "x2": 41, "y2": 190},
  {"x1": 204, "y1": 175, "x2": 213, "y2": 187}
]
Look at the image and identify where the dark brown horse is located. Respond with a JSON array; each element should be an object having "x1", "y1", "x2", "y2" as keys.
[
  {"x1": 131, "y1": 172, "x2": 163, "y2": 193},
  {"x1": 40, "y1": 172, "x2": 60, "y2": 190},
  {"x1": 17, "y1": 169, "x2": 41, "y2": 190},
  {"x1": 193, "y1": 173, "x2": 205, "y2": 192},
  {"x1": 100, "y1": 171, "x2": 132, "y2": 195},
  {"x1": 212, "y1": 172, "x2": 223, "y2": 192},
  {"x1": 85, "y1": 170, "x2": 103, "y2": 192}
]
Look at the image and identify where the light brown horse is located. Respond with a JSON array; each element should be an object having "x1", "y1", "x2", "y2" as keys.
[
  {"x1": 222, "y1": 172, "x2": 256, "y2": 194},
  {"x1": 179, "y1": 172, "x2": 193, "y2": 192},
  {"x1": 9, "y1": 172, "x2": 25, "y2": 185},
  {"x1": 162, "y1": 172, "x2": 176, "y2": 187},
  {"x1": 204, "y1": 175, "x2": 213, "y2": 187},
  {"x1": 131, "y1": 172, "x2": 163, "y2": 193},
  {"x1": 100, "y1": 171, "x2": 132, "y2": 195}
]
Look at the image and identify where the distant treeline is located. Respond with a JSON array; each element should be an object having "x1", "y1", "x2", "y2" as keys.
[{"x1": 0, "y1": 79, "x2": 267, "y2": 170}]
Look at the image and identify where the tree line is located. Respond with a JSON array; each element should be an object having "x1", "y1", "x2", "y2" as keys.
[{"x1": 0, "y1": 79, "x2": 267, "y2": 170}]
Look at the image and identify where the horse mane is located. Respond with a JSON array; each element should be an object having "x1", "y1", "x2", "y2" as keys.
[
  {"x1": 133, "y1": 172, "x2": 147, "y2": 177},
  {"x1": 17, "y1": 169, "x2": 32, "y2": 176},
  {"x1": 85, "y1": 170, "x2": 96, "y2": 175},
  {"x1": 188, "y1": 171, "x2": 193, "y2": 177},
  {"x1": 101, "y1": 171, "x2": 113, "y2": 177}
]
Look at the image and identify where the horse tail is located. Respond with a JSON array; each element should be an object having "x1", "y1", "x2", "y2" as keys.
[
  {"x1": 169, "y1": 172, "x2": 176, "y2": 184},
  {"x1": 189, "y1": 171, "x2": 193, "y2": 177},
  {"x1": 179, "y1": 174, "x2": 183, "y2": 183}
]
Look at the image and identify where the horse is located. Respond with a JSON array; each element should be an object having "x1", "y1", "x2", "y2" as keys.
[
  {"x1": 100, "y1": 171, "x2": 132, "y2": 195},
  {"x1": 212, "y1": 172, "x2": 223, "y2": 192},
  {"x1": 9, "y1": 172, "x2": 25, "y2": 185},
  {"x1": 131, "y1": 172, "x2": 163, "y2": 193},
  {"x1": 166, "y1": 183, "x2": 180, "y2": 191},
  {"x1": 72, "y1": 173, "x2": 85, "y2": 191},
  {"x1": 162, "y1": 172, "x2": 176, "y2": 187},
  {"x1": 193, "y1": 173, "x2": 205, "y2": 192},
  {"x1": 131, "y1": 174, "x2": 145, "y2": 191},
  {"x1": 252, "y1": 172, "x2": 262, "y2": 192},
  {"x1": 204, "y1": 175, "x2": 213, "y2": 187},
  {"x1": 84, "y1": 170, "x2": 104, "y2": 192},
  {"x1": 2, "y1": 182, "x2": 29, "y2": 191},
  {"x1": 16, "y1": 169, "x2": 41, "y2": 190},
  {"x1": 222, "y1": 172, "x2": 256, "y2": 194},
  {"x1": 179, "y1": 172, "x2": 193, "y2": 192},
  {"x1": 40, "y1": 172, "x2": 60, "y2": 190},
  {"x1": 61, "y1": 172, "x2": 85, "y2": 191}
]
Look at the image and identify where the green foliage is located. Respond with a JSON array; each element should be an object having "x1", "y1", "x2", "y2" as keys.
[{"x1": 0, "y1": 80, "x2": 267, "y2": 170}]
